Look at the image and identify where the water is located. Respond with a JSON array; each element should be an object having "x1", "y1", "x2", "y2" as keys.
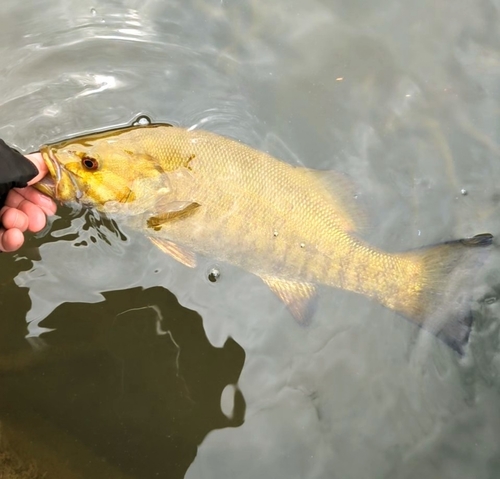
[{"x1": 1, "y1": 0, "x2": 500, "y2": 477}]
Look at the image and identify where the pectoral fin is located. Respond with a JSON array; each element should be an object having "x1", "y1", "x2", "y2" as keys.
[
  {"x1": 261, "y1": 276, "x2": 318, "y2": 325},
  {"x1": 147, "y1": 202, "x2": 201, "y2": 230},
  {"x1": 148, "y1": 237, "x2": 197, "y2": 268}
]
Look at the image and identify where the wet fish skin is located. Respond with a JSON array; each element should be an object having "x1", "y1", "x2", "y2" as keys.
[{"x1": 37, "y1": 124, "x2": 493, "y2": 353}]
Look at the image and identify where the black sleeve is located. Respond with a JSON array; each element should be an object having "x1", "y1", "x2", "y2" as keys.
[{"x1": 0, "y1": 139, "x2": 39, "y2": 209}]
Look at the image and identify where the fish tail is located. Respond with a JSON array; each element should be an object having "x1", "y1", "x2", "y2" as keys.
[{"x1": 394, "y1": 233, "x2": 493, "y2": 354}]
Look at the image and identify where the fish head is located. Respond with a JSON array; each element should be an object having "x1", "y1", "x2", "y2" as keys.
[{"x1": 37, "y1": 128, "x2": 176, "y2": 215}]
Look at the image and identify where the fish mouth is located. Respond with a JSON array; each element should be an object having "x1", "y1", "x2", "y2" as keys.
[
  {"x1": 34, "y1": 174, "x2": 56, "y2": 197},
  {"x1": 33, "y1": 147, "x2": 61, "y2": 198},
  {"x1": 35, "y1": 147, "x2": 83, "y2": 201}
]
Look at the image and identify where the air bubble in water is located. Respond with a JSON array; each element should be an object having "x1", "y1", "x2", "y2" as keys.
[
  {"x1": 461, "y1": 188, "x2": 468, "y2": 196},
  {"x1": 208, "y1": 267, "x2": 220, "y2": 283},
  {"x1": 133, "y1": 115, "x2": 152, "y2": 126},
  {"x1": 90, "y1": 7, "x2": 97, "y2": 16}
]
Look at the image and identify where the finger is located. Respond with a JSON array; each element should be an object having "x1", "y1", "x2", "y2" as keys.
[
  {"x1": 2, "y1": 200, "x2": 47, "y2": 233},
  {"x1": 0, "y1": 227, "x2": 24, "y2": 252},
  {"x1": 4, "y1": 189, "x2": 27, "y2": 209},
  {"x1": 25, "y1": 153, "x2": 48, "y2": 184},
  {"x1": 0, "y1": 207, "x2": 29, "y2": 232},
  {"x1": 6, "y1": 188, "x2": 57, "y2": 216},
  {"x1": 19, "y1": 187, "x2": 57, "y2": 215},
  {"x1": 16, "y1": 201, "x2": 47, "y2": 232}
]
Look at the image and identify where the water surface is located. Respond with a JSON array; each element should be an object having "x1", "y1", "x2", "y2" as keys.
[{"x1": 1, "y1": 0, "x2": 500, "y2": 477}]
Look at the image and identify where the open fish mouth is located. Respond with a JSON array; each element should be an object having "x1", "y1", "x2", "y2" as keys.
[
  {"x1": 33, "y1": 148, "x2": 61, "y2": 198},
  {"x1": 35, "y1": 148, "x2": 83, "y2": 201},
  {"x1": 46, "y1": 148, "x2": 62, "y2": 183},
  {"x1": 34, "y1": 174, "x2": 56, "y2": 197}
]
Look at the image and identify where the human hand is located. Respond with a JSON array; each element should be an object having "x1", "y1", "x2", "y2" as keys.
[{"x1": 0, "y1": 153, "x2": 57, "y2": 252}]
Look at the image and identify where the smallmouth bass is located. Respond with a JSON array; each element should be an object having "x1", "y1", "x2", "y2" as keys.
[{"x1": 36, "y1": 123, "x2": 493, "y2": 353}]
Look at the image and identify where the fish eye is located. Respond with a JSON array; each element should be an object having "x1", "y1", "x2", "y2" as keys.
[{"x1": 81, "y1": 156, "x2": 99, "y2": 170}]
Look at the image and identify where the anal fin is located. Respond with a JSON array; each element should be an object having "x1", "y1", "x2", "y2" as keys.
[
  {"x1": 261, "y1": 276, "x2": 318, "y2": 325},
  {"x1": 148, "y1": 237, "x2": 197, "y2": 268}
]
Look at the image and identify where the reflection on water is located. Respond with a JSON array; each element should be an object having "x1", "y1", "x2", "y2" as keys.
[
  {"x1": 1, "y1": 0, "x2": 500, "y2": 477},
  {"x1": 0, "y1": 278, "x2": 245, "y2": 478}
]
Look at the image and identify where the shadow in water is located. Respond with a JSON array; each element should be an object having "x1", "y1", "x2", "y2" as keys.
[{"x1": 0, "y1": 284, "x2": 246, "y2": 479}]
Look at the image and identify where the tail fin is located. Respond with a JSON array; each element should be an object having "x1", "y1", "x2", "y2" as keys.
[{"x1": 400, "y1": 233, "x2": 493, "y2": 354}]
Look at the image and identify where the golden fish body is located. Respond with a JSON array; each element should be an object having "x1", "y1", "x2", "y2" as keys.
[{"x1": 38, "y1": 124, "x2": 492, "y2": 353}]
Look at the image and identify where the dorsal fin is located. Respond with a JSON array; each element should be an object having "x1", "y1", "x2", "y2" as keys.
[{"x1": 306, "y1": 169, "x2": 368, "y2": 233}]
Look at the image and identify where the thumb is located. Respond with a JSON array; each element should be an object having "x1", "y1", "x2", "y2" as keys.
[{"x1": 24, "y1": 152, "x2": 48, "y2": 185}]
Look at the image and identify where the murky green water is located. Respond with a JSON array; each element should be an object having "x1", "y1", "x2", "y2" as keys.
[{"x1": 1, "y1": 0, "x2": 500, "y2": 477}]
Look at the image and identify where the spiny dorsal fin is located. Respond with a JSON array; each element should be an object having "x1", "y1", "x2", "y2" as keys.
[
  {"x1": 261, "y1": 276, "x2": 317, "y2": 325},
  {"x1": 306, "y1": 169, "x2": 367, "y2": 233},
  {"x1": 148, "y1": 237, "x2": 197, "y2": 268}
]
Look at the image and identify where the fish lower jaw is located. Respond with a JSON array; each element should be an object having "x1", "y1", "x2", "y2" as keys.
[
  {"x1": 33, "y1": 176, "x2": 56, "y2": 197},
  {"x1": 41, "y1": 148, "x2": 62, "y2": 183}
]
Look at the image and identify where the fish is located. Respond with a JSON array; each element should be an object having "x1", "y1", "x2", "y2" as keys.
[{"x1": 35, "y1": 123, "x2": 493, "y2": 354}]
